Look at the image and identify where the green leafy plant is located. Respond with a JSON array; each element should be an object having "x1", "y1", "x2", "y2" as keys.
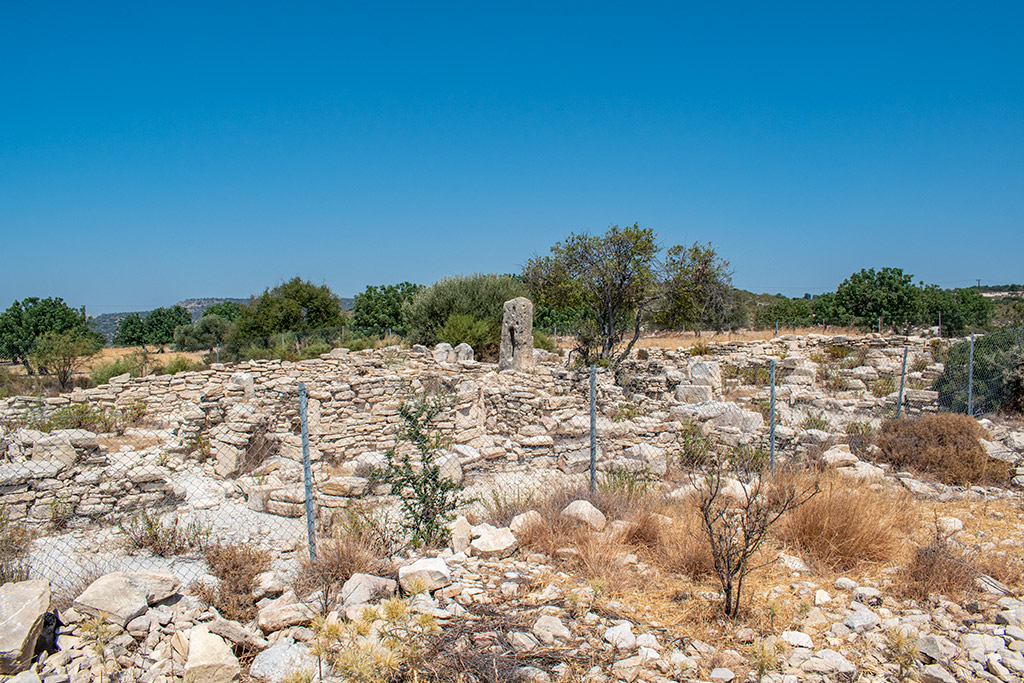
[
  {"x1": 185, "y1": 431, "x2": 211, "y2": 461},
  {"x1": 800, "y1": 411, "x2": 830, "y2": 431},
  {"x1": 49, "y1": 496, "x2": 75, "y2": 531},
  {"x1": 689, "y1": 342, "x2": 712, "y2": 357},
  {"x1": 674, "y1": 420, "x2": 713, "y2": 469},
  {"x1": 871, "y1": 376, "x2": 896, "y2": 398},
  {"x1": 376, "y1": 389, "x2": 465, "y2": 547}
]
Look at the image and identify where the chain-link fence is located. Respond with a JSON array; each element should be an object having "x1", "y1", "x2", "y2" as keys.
[{"x1": 3, "y1": 327, "x2": 1023, "y2": 603}]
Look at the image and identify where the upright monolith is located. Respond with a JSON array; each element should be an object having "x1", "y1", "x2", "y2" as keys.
[{"x1": 498, "y1": 297, "x2": 533, "y2": 371}]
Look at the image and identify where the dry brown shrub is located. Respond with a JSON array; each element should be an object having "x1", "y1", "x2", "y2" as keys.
[
  {"x1": 977, "y1": 552, "x2": 1024, "y2": 591},
  {"x1": 775, "y1": 473, "x2": 917, "y2": 571},
  {"x1": 293, "y1": 534, "x2": 388, "y2": 613},
  {"x1": 875, "y1": 414, "x2": 1009, "y2": 486},
  {"x1": 194, "y1": 541, "x2": 271, "y2": 622},
  {"x1": 634, "y1": 501, "x2": 716, "y2": 580},
  {"x1": 898, "y1": 533, "x2": 978, "y2": 601}
]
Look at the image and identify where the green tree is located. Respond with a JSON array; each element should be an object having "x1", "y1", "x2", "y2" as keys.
[
  {"x1": 202, "y1": 301, "x2": 243, "y2": 321},
  {"x1": 143, "y1": 306, "x2": 192, "y2": 350},
  {"x1": 174, "y1": 314, "x2": 233, "y2": 350},
  {"x1": 921, "y1": 286, "x2": 993, "y2": 336},
  {"x1": 754, "y1": 297, "x2": 813, "y2": 328},
  {"x1": 405, "y1": 274, "x2": 526, "y2": 348},
  {"x1": 659, "y1": 242, "x2": 733, "y2": 333},
  {"x1": 833, "y1": 267, "x2": 922, "y2": 329},
  {"x1": 352, "y1": 282, "x2": 422, "y2": 330},
  {"x1": 32, "y1": 330, "x2": 99, "y2": 391},
  {"x1": 0, "y1": 297, "x2": 92, "y2": 373},
  {"x1": 113, "y1": 313, "x2": 147, "y2": 346},
  {"x1": 525, "y1": 224, "x2": 659, "y2": 364},
  {"x1": 811, "y1": 292, "x2": 844, "y2": 328},
  {"x1": 235, "y1": 277, "x2": 346, "y2": 340}
]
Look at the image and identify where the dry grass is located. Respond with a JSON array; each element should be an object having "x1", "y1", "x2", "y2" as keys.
[
  {"x1": 293, "y1": 533, "x2": 390, "y2": 613},
  {"x1": 193, "y1": 541, "x2": 272, "y2": 622},
  {"x1": 898, "y1": 532, "x2": 979, "y2": 602},
  {"x1": 876, "y1": 413, "x2": 1009, "y2": 486},
  {"x1": 775, "y1": 474, "x2": 917, "y2": 572}
]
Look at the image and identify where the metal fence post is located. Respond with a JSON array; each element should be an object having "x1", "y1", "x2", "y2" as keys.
[
  {"x1": 968, "y1": 333, "x2": 975, "y2": 416},
  {"x1": 589, "y1": 364, "x2": 597, "y2": 494},
  {"x1": 878, "y1": 316, "x2": 882, "y2": 334},
  {"x1": 896, "y1": 345, "x2": 908, "y2": 418},
  {"x1": 298, "y1": 382, "x2": 317, "y2": 560},
  {"x1": 769, "y1": 359, "x2": 776, "y2": 473}
]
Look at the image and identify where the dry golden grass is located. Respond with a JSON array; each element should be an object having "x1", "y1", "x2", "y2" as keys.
[
  {"x1": 775, "y1": 473, "x2": 918, "y2": 572},
  {"x1": 293, "y1": 533, "x2": 389, "y2": 613}
]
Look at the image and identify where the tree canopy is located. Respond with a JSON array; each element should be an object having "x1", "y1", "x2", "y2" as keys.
[
  {"x1": 234, "y1": 277, "x2": 346, "y2": 340},
  {"x1": 352, "y1": 282, "x2": 422, "y2": 330},
  {"x1": 0, "y1": 297, "x2": 97, "y2": 372},
  {"x1": 404, "y1": 274, "x2": 526, "y2": 349},
  {"x1": 525, "y1": 224, "x2": 731, "y2": 364}
]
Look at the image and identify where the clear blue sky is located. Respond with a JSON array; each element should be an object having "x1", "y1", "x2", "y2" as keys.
[{"x1": 2, "y1": 1, "x2": 1021, "y2": 313}]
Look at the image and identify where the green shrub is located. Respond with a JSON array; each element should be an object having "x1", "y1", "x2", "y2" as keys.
[
  {"x1": 934, "y1": 328, "x2": 1024, "y2": 415},
  {"x1": 376, "y1": 389, "x2": 465, "y2": 547},
  {"x1": 533, "y1": 331, "x2": 557, "y2": 352},
  {"x1": 90, "y1": 349, "x2": 151, "y2": 385},
  {"x1": 158, "y1": 355, "x2": 204, "y2": 375},
  {"x1": 119, "y1": 510, "x2": 210, "y2": 557},
  {"x1": 871, "y1": 377, "x2": 896, "y2": 397},
  {"x1": 674, "y1": 420, "x2": 713, "y2": 469},
  {"x1": 405, "y1": 274, "x2": 527, "y2": 347},
  {"x1": 689, "y1": 342, "x2": 712, "y2": 357},
  {"x1": 343, "y1": 336, "x2": 380, "y2": 352},
  {"x1": 800, "y1": 411, "x2": 830, "y2": 431},
  {"x1": 436, "y1": 313, "x2": 498, "y2": 358}
]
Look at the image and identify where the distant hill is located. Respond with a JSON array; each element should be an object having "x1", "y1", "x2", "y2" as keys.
[
  {"x1": 89, "y1": 296, "x2": 355, "y2": 341},
  {"x1": 89, "y1": 297, "x2": 247, "y2": 341}
]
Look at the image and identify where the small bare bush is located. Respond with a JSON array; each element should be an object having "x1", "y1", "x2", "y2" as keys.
[
  {"x1": 294, "y1": 533, "x2": 388, "y2": 614},
  {"x1": 899, "y1": 532, "x2": 978, "y2": 601},
  {"x1": 194, "y1": 541, "x2": 271, "y2": 622},
  {"x1": 690, "y1": 461, "x2": 818, "y2": 616},
  {"x1": 775, "y1": 474, "x2": 916, "y2": 571},
  {"x1": 876, "y1": 413, "x2": 1009, "y2": 485}
]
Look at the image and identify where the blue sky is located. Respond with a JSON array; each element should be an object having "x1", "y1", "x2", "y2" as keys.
[{"x1": 2, "y1": 2, "x2": 1021, "y2": 313}]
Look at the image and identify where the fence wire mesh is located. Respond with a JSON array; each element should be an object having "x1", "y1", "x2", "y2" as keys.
[{"x1": 2, "y1": 326, "x2": 1022, "y2": 603}]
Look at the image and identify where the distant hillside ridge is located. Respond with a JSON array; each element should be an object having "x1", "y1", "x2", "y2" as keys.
[{"x1": 89, "y1": 295, "x2": 355, "y2": 341}]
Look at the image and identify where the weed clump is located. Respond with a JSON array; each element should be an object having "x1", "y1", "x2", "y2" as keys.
[
  {"x1": 0, "y1": 508, "x2": 33, "y2": 583},
  {"x1": 899, "y1": 532, "x2": 978, "y2": 601},
  {"x1": 194, "y1": 541, "x2": 271, "y2": 622},
  {"x1": 293, "y1": 532, "x2": 388, "y2": 614},
  {"x1": 119, "y1": 511, "x2": 210, "y2": 557},
  {"x1": 875, "y1": 413, "x2": 1009, "y2": 485}
]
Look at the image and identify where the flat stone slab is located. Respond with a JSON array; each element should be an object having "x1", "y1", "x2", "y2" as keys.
[{"x1": 0, "y1": 580, "x2": 50, "y2": 674}]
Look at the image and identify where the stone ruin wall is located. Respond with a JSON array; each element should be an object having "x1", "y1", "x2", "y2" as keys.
[{"x1": 0, "y1": 333, "x2": 944, "y2": 528}]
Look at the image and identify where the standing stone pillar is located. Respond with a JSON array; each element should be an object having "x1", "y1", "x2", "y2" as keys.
[{"x1": 498, "y1": 297, "x2": 534, "y2": 371}]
